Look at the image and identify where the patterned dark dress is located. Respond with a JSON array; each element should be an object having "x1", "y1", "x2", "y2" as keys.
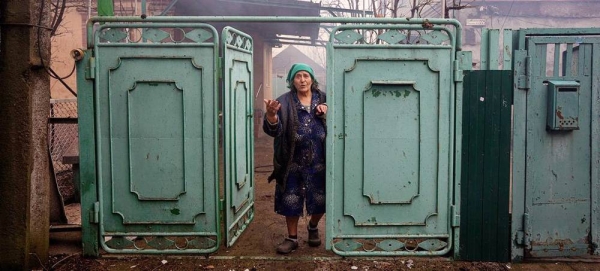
[{"x1": 264, "y1": 90, "x2": 327, "y2": 216}]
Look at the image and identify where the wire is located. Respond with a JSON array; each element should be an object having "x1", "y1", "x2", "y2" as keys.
[
  {"x1": 49, "y1": 253, "x2": 80, "y2": 270},
  {"x1": 37, "y1": 0, "x2": 77, "y2": 97},
  {"x1": 510, "y1": 17, "x2": 556, "y2": 27},
  {"x1": 50, "y1": 0, "x2": 68, "y2": 37},
  {"x1": 500, "y1": 0, "x2": 515, "y2": 30}
]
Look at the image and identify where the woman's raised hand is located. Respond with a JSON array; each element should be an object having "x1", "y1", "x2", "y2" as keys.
[{"x1": 264, "y1": 99, "x2": 281, "y2": 123}]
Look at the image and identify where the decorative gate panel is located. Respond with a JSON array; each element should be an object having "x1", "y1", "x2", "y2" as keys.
[
  {"x1": 92, "y1": 23, "x2": 220, "y2": 254},
  {"x1": 326, "y1": 24, "x2": 464, "y2": 256},
  {"x1": 222, "y1": 27, "x2": 255, "y2": 247}
]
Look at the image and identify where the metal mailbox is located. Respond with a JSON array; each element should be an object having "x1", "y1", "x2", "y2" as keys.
[{"x1": 546, "y1": 80, "x2": 580, "y2": 131}]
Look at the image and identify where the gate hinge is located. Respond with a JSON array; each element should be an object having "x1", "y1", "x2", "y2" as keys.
[
  {"x1": 517, "y1": 212, "x2": 531, "y2": 247},
  {"x1": 453, "y1": 60, "x2": 463, "y2": 83},
  {"x1": 454, "y1": 51, "x2": 472, "y2": 83},
  {"x1": 90, "y1": 201, "x2": 100, "y2": 224},
  {"x1": 523, "y1": 212, "x2": 530, "y2": 247},
  {"x1": 86, "y1": 56, "x2": 95, "y2": 80},
  {"x1": 516, "y1": 230, "x2": 525, "y2": 245},
  {"x1": 451, "y1": 205, "x2": 460, "y2": 227}
]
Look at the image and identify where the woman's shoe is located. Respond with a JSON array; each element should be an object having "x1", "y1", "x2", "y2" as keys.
[
  {"x1": 276, "y1": 238, "x2": 298, "y2": 254},
  {"x1": 307, "y1": 225, "x2": 321, "y2": 247}
]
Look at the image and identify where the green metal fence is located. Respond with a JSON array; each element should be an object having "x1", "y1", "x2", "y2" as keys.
[{"x1": 459, "y1": 70, "x2": 512, "y2": 262}]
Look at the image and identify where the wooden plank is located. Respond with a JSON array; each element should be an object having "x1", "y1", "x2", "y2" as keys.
[
  {"x1": 460, "y1": 70, "x2": 513, "y2": 262},
  {"x1": 464, "y1": 71, "x2": 480, "y2": 260},
  {"x1": 591, "y1": 42, "x2": 600, "y2": 254},
  {"x1": 471, "y1": 71, "x2": 487, "y2": 260},
  {"x1": 554, "y1": 43, "x2": 560, "y2": 77},
  {"x1": 48, "y1": 117, "x2": 78, "y2": 124},
  {"x1": 77, "y1": 50, "x2": 99, "y2": 257},
  {"x1": 496, "y1": 70, "x2": 513, "y2": 262},
  {"x1": 503, "y1": 30, "x2": 513, "y2": 70},
  {"x1": 481, "y1": 29, "x2": 489, "y2": 70},
  {"x1": 488, "y1": 30, "x2": 500, "y2": 70},
  {"x1": 459, "y1": 71, "x2": 473, "y2": 259},
  {"x1": 481, "y1": 71, "x2": 497, "y2": 260},
  {"x1": 511, "y1": 48, "x2": 528, "y2": 261},
  {"x1": 564, "y1": 43, "x2": 573, "y2": 76},
  {"x1": 61, "y1": 137, "x2": 79, "y2": 165}
]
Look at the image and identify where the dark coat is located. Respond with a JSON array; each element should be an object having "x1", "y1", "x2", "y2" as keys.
[{"x1": 262, "y1": 89, "x2": 326, "y2": 190}]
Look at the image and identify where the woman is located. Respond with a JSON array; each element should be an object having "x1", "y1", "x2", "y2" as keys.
[{"x1": 263, "y1": 63, "x2": 328, "y2": 254}]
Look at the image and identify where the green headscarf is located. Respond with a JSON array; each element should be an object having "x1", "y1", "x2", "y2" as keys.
[{"x1": 286, "y1": 63, "x2": 317, "y2": 88}]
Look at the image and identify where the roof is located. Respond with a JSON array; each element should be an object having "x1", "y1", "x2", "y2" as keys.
[{"x1": 272, "y1": 46, "x2": 324, "y2": 74}]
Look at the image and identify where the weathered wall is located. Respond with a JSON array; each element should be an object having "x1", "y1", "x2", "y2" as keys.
[
  {"x1": 0, "y1": 0, "x2": 51, "y2": 270},
  {"x1": 50, "y1": 7, "x2": 83, "y2": 99}
]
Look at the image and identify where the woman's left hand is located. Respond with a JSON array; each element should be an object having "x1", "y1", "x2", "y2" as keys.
[{"x1": 316, "y1": 103, "x2": 328, "y2": 116}]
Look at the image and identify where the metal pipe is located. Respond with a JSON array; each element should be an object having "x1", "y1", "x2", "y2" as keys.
[
  {"x1": 160, "y1": 0, "x2": 180, "y2": 16},
  {"x1": 141, "y1": 0, "x2": 146, "y2": 16},
  {"x1": 442, "y1": 0, "x2": 446, "y2": 18},
  {"x1": 87, "y1": 16, "x2": 463, "y2": 49}
]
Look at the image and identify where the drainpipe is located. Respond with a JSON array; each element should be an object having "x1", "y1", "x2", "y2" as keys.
[
  {"x1": 97, "y1": 0, "x2": 114, "y2": 16},
  {"x1": 442, "y1": 0, "x2": 446, "y2": 18},
  {"x1": 142, "y1": 0, "x2": 147, "y2": 16}
]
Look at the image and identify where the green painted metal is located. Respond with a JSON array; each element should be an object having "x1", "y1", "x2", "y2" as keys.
[
  {"x1": 82, "y1": 22, "x2": 221, "y2": 254},
  {"x1": 502, "y1": 30, "x2": 513, "y2": 71},
  {"x1": 97, "y1": 0, "x2": 114, "y2": 16},
  {"x1": 325, "y1": 22, "x2": 465, "y2": 256},
  {"x1": 76, "y1": 49, "x2": 99, "y2": 257},
  {"x1": 459, "y1": 70, "x2": 512, "y2": 262},
  {"x1": 512, "y1": 29, "x2": 600, "y2": 260},
  {"x1": 453, "y1": 50, "x2": 472, "y2": 259},
  {"x1": 487, "y1": 30, "x2": 500, "y2": 69},
  {"x1": 480, "y1": 28, "x2": 489, "y2": 70},
  {"x1": 481, "y1": 29, "x2": 514, "y2": 70},
  {"x1": 222, "y1": 26, "x2": 255, "y2": 247},
  {"x1": 546, "y1": 80, "x2": 580, "y2": 131},
  {"x1": 86, "y1": 16, "x2": 463, "y2": 49},
  {"x1": 79, "y1": 16, "x2": 470, "y2": 256}
]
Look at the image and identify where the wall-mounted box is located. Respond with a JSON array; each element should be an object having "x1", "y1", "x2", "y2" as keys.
[{"x1": 547, "y1": 80, "x2": 580, "y2": 131}]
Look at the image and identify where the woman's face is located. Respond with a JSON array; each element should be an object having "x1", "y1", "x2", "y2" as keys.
[{"x1": 293, "y1": 71, "x2": 313, "y2": 94}]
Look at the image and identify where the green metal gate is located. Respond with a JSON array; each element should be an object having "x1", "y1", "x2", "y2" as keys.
[
  {"x1": 78, "y1": 16, "x2": 473, "y2": 257},
  {"x1": 512, "y1": 29, "x2": 600, "y2": 260},
  {"x1": 77, "y1": 21, "x2": 255, "y2": 255},
  {"x1": 222, "y1": 26, "x2": 255, "y2": 247},
  {"x1": 326, "y1": 22, "x2": 471, "y2": 256}
]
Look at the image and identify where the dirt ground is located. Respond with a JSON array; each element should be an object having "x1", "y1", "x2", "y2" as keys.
[{"x1": 47, "y1": 135, "x2": 600, "y2": 270}]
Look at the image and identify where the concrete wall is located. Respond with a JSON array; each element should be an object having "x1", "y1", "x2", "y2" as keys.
[
  {"x1": 50, "y1": 8, "x2": 84, "y2": 99},
  {"x1": 0, "y1": 0, "x2": 51, "y2": 270},
  {"x1": 249, "y1": 35, "x2": 272, "y2": 138}
]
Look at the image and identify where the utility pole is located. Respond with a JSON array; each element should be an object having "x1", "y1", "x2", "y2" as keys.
[
  {"x1": 0, "y1": 0, "x2": 51, "y2": 270},
  {"x1": 442, "y1": 0, "x2": 446, "y2": 18}
]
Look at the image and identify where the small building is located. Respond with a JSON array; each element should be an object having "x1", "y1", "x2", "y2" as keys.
[{"x1": 272, "y1": 45, "x2": 326, "y2": 99}]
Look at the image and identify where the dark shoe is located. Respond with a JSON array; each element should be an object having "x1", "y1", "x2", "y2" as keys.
[
  {"x1": 276, "y1": 238, "x2": 298, "y2": 254},
  {"x1": 307, "y1": 225, "x2": 321, "y2": 247}
]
